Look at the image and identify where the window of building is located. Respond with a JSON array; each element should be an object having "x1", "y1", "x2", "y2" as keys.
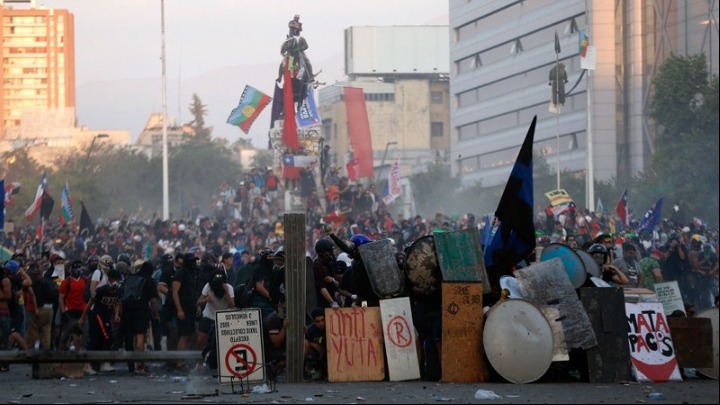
[
  {"x1": 431, "y1": 122, "x2": 444, "y2": 138},
  {"x1": 431, "y1": 91, "x2": 443, "y2": 104}
]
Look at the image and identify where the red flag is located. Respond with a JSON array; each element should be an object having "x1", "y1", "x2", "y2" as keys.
[
  {"x1": 346, "y1": 157, "x2": 359, "y2": 182},
  {"x1": 615, "y1": 189, "x2": 628, "y2": 226},
  {"x1": 343, "y1": 87, "x2": 374, "y2": 179},
  {"x1": 282, "y1": 55, "x2": 299, "y2": 151}
]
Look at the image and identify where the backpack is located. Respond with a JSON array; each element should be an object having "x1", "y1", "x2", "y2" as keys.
[
  {"x1": 234, "y1": 282, "x2": 255, "y2": 309},
  {"x1": 83, "y1": 271, "x2": 103, "y2": 303},
  {"x1": 121, "y1": 274, "x2": 146, "y2": 310}
]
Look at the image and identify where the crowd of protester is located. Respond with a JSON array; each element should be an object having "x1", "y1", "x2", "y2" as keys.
[{"x1": 1, "y1": 167, "x2": 718, "y2": 381}]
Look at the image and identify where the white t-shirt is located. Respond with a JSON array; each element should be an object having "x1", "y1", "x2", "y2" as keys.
[
  {"x1": 91, "y1": 269, "x2": 108, "y2": 290},
  {"x1": 201, "y1": 283, "x2": 235, "y2": 320}
]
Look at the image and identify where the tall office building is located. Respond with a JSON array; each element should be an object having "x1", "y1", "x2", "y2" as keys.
[
  {"x1": 450, "y1": 0, "x2": 718, "y2": 202},
  {"x1": 1, "y1": 0, "x2": 75, "y2": 140}
]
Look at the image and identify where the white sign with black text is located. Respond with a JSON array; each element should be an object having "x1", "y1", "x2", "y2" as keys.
[{"x1": 215, "y1": 308, "x2": 265, "y2": 384}]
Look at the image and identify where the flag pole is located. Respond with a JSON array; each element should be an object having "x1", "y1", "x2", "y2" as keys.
[{"x1": 554, "y1": 32, "x2": 561, "y2": 190}]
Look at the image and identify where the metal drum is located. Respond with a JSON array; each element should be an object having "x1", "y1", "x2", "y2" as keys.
[
  {"x1": 576, "y1": 249, "x2": 601, "y2": 278},
  {"x1": 697, "y1": 307, "x2": 719, "y2": 379},
  {"x1": 405, "y1": 236, "x2": 442, "y2": 294},
  {"x1": 540, "y1": 243, "x2": 587, "y2": 289},
  {"x1": 483, "y1": 299, "x2": 554, "y2": 383}
]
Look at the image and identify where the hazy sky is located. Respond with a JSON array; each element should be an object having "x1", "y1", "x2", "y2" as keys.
[{"x1": 43, "y1": 0, "x2": 448, "y2": 144}]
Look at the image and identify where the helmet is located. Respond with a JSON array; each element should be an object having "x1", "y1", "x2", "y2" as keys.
[
  {"x1": 160, "y1": 253, "x2": 174, "y2": 264},
  {"x1": 668, "y1": 232, "x2": 680, "y2": 240},
  {"x1": 587, "y1": 243, "x2": 608, "y2": 255},
  {"x1": 99, "y1": 255, "x2": 114, "y2": 271},
  {"x1": 259, "y1": 248, "x2": 274, "y2": 259},
  {"x1": 315, "y1": 239, "x2": 335, "y2": 254},
  {"x1": 350, "y1": 234, "x2": 372, "y2": 247},
  {"x1": 87, "y1": 255, "x2": 99, "y2": 264},
  {"x1": 117, "y1": 253, "x2": 132, "y2": 266},
  {"x1": 691, "y1": 234, "x2": 702, "y2": 243}
]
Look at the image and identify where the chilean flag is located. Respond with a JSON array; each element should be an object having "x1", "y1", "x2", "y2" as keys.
[{"x1": 615, "y1": 189, "x2": 628, "y2": 227}]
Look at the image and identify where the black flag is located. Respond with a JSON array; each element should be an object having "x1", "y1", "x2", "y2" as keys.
[
  {"x1": 39, "y1": 190, "x2": 54, "y2": 221},
  {"x1": 79, "y1": 201, "x2": 94, "y2": 236},
  {"x1": 554, "y1": 30, "x2": 561, "y2": 54},
  {"x1": 483, "y1": 116, "x2": 537, "y2": 288}
]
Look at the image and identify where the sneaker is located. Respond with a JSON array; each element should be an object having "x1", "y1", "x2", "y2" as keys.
[
  {"x1": 69, "y1": 344, "x2": 76, "y2": 352},
  {"x1": 100, "y1": 363, "x2": 116, "y2": 372},
  {"x1": 83, "y1": 365, "x2": 97, "y2": 376}
]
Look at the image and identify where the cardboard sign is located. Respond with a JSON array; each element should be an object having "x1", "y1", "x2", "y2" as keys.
[
  {"x1": 545, "y1": 189, "x2": 572, "y2": 206},
  {"x1": 326, "y1": 307, "x2": 385, "y2": 382},
  {"x1": 380, "y1": 297, "x2": 421, "y2": 381},
  {"x1": 653, "y1": 281, "x2": 685, "y2": 317},
  {"x1": 215, "y1": 309, "x2": 265, "y2": 384},
  {"x1": 624, "y1": 302, "x2": 682, "y2": 382}
]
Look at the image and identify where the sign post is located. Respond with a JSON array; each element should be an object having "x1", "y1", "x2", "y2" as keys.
[{"x1": 215, "y1": 308, "x2": 265, "y2": 384}]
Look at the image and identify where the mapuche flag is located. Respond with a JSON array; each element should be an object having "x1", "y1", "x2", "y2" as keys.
[
  {"x1": 226, "y1": 85, "x2": 271, "y2": 134},
  {"x1": 483, "y1": 116, "x2": 537, "y2": 288},
  {"x1": 59, "y1": 182, "x2": 73, "y2": 225}
]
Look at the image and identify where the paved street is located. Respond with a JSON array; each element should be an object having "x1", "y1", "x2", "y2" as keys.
[{"x1": 1, "y1": 364, "x2": 718, "y2": 404}]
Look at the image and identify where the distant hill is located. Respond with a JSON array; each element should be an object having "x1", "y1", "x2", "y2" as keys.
[{"x1": 76, "y1": 52, "x2": 344, "y2": 149}]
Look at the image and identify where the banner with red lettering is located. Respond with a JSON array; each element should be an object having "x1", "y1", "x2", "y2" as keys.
[
  {"x1": 343, "y1": 87, "x2": 375, "y2": 180},
  {"x1": 624, "y1": 302, "x2": 682, "y2": 382}
]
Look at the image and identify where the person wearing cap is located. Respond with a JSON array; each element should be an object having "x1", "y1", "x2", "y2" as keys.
[
  {"x1": 288, "y1": 14, "x2": 302, "y2": 37},
  {"x1": 640, "y1": 249, "x2": 665, "y2": 290},
  {"x1": 611, "y1": 242, "x2": 644, "y2": 288}
]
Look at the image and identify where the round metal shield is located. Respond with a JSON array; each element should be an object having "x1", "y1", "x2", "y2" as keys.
[
  {"x1": 483, "y1": 299, "x2": 554, "y2": 383},
  {"x1": 405, "y1": 236, "x2": 442, "y2": 294},
  {"x1": 696, "y1": 307, "x2": 719, "y2": 379},
  {"x1": 540, "y1": 243, "x2": 587, "y2": 289},
  {"x1": 576, "y1": 249, "x2": 601, "y2": 278}
]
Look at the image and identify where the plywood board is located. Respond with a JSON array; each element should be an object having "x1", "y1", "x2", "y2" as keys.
[
  {"x1": 441, "y1": 282, "x2": 484, "y2": 383},
  {"x1": 669, "y1": 317, "x2": 713, "y2": 368},
  {"x1": 434, "y1": 230, "x2": 489, "y2": 285},
  {"x1": 580, "y1": 288, "x2": 632, "y2": 383},
  {"x1": 380, "y1": 297, "x2": 421, "y2": 381},
  {"x1": 516, "y1": 258, "x2": 597, "y2": 350},
  {"x1": 326, "y1": 307, "x2": 385, "y2": 382}
]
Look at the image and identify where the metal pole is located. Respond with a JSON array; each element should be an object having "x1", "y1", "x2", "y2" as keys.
[
  {"x1": 381, "y1": 141, "x2": 398, "y2": 168},
  {"x1": 83, "y1": 134, "x2": 108, "y2": 172},
  {"x1": 161, "y1": 0, "x2": 170, "y2": 220},
  {"x1": 585, "y1": 0, "x2": 595, "y2": 211},
  {"x1": 555, "y1": 52, "x2": 561, "y2": 190},
  {"x1": 284, "y1": 213, "x2": 306, "y2": 383}
]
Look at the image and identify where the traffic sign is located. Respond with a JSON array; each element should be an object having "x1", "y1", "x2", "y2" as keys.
[{"x1": 215, "y1": 308, "x2": 265, "y2": 384}]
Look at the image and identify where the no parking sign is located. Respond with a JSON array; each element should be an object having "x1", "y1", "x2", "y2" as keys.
[{"x1": 215, "y1": 308, "x2": 265, "y2": 384}]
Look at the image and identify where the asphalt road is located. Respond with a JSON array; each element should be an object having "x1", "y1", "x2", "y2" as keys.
[{"x1": 0, "y1": 363, "x2": 718, "y2": 404}]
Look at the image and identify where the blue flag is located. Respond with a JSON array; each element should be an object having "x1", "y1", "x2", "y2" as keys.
[
  {"x1": 483, "y1": 116, "x2": 537, "y2": 287},
  {"x1": 636, "y1": 198, "x2": 663, "y2": 234}
]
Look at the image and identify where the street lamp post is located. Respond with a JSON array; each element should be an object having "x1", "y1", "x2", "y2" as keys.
[
  {"x1": 380, "y1": 141, "x2": 398, "y2": 168},
  {"x1": 83, "y1": 133, "x2": 109, "y2": 171}
]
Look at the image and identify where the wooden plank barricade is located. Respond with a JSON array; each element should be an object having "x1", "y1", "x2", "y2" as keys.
[
  {"x1": 441, "y1": 281, "x2": 484, "y2": 383},
  {"x1": 380, "y1": 297, "x2": 421, "y2": 381},
  {"x1": 325, "y1": 307, "x2": 385, "y2": 382}
]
